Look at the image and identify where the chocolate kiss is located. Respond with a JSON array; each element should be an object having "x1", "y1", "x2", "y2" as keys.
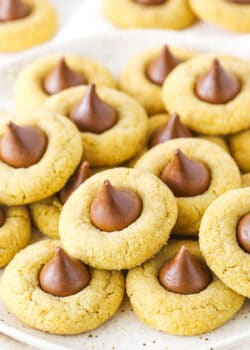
[
  {"x1": 159, "y1": 245, "x2": 212, "y2": 294},
  {"x1": 0, "y1": 0, "x2": 31, "y2": 22},
  {"x1": 146, "y1": 46, "x2": 182, "y2": 86},
  {"x1": 160, "y1": 149, "x2": 211, "y2": 197},
  {"x1": 39, "y1": 247, "x2": 90, "y2": 297},
  {"x1": 227, "y1": 0, "x2": 250, "y2": 4},
  {"x1": 135, "y1": 0, "x2": 166, "y2": 5},
  {"x1": 43, "y1": 58, "x2": 86, "y2": 95},
  {"x1": 0, "y1": 207, "x2": 5, "y2": 227},
  {"x1": 237, "y1": 214, "x2": 250, "y2": 253},
  {"x1": 149, "y1": 113, "x2": 193, "y2": 148},
  {"x1": 90, "y1": 180, "x2": 142, "y2": 232},
  {"x1": 0, "y1": 122, "x2": 47, "y2": 168},
  {"x1": 195, "y1": 59, "x2": 241, "y2": 104},
  {"x1": 69, "y1": 84, "x2": 118, "y2": 133},
  {"x1": 59, "y1": 161, "x2": 92, "y2": 204}
]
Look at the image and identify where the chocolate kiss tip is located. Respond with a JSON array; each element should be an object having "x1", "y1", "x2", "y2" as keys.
[
  {"x1": 59, "y1": 160, "x2": 92, "y2": 204},
  {"x1": 43, "y1": 56, "x2": 85, "y2": 95},
  {"x1": 147, "y1": 45, "x2": 182, "y2": 86},
  {"x1": 39, "y1": 246, "x2": 90, "y2": 297},
  {"x1": 90, "y1": 180, "x2": 142, "y2": 232},
  {"x1": 159, "y1": 245, "x2": 212, "y2": 295},
  {"x1": 69, "y1": 83, "x2": 117, "y2": 134},
  {"x1": 195, "y1": 58, "x2": 241, "y2": 104},
  {"x1": 149, "y1": 113, "x2": 192, "y2": 148},
  {"x1": 160, "y1": 149, "x2": 211, "y2": 197},
  {"x1": 0, "y1": 0, "x2": 31, "y2": 22}
]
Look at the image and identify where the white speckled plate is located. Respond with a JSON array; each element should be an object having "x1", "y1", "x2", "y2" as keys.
[{"x1": 0, "y1": 32, "x2": 249, "y2": 350}]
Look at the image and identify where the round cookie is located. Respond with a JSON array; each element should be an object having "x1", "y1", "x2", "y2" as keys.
[
  {"x1": 228, "y1": 129, "x2": 250, "y2": 172},
  {"x1": 120, "y1": 46, "x2": 195, "y2": 115},
  {"x1": 43, "y1": 86, "x2": 148, "y2": 167},
  {"x1": 14, "y1": 55, "x2": 116, "y2": 110},
  {"x1": 162, "y1": 54, "x2": 250, "y2": 135},
  {"x1": 0, "y1": 0, "x2": 57, "y2": 52},
  {"x1": 127, "y1": 240, "x2": 244, "y2": 336},
  {"x1": 59, "y1": 167, "x2": 178, "y2": 270},
  {"x1": 241, "y1": 173, "x2": 250, "y2": 188},
  {"x1": 190, "y1": 0, "x2": 250, "y2": 33},
  {"x1": 135, "y1": 138, "x2": 241, "y2": 235},
  {"x1": 200, "y1": 187, "x2": 250, "y2": 297},
  {"x1": 104, "y1": 0, "x2": 196, "y2": 29},
  {"x1": 0, "y1": 206, "x2": 30, "y2": 267},
  {"x1": 0, "y1": 112, "x2": 82, "y2": 205},
  {"x1": 0, "y1": 239, "x2": 125, "y2": 335}
]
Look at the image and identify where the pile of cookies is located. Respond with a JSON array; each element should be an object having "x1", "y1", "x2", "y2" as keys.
[
  {"x1": 0, "y1": 43, "x2": 249, "y2": 338},
  {"x1": 104, "y1": 0, "x2": 250, "y2": 33}
]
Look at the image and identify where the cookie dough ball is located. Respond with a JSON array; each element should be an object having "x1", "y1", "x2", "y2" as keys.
[
  {"x1": 120, "y1": 45, "x2": 195, "y2": 115},
  {"x1": 43, "y1": 85, "x2": 148, "y2": 167},
  {"x1": 127, "y1": 240, "x2": 244, "y2": 335},
  {"x1": 104, "y1": 0, "x2": 196, "y2": 29},
  {"x1": 60, "y1": 167, "x2": 178, "y2": 270},
  {"x1": 0, "y1": 0, "x2": 57, "y2": 52},
  {"x1": 135, "y1": 138, "x2": 240, "y2": 235},
  {"x1": 200, "y1": 187, "x2": 250, "y2": 297},
  {"x1": 0, "y1": 239, "x2": 125, "y2": 334},
  {"x1": 190, "y1": 0, "x2": 250, "y2": 33},
  {"x1": 162, "y1": 55, "x2": 250, "y2": 135},
  {"x1": 14, "y1": 55, "x2": 116, "y2": 110},
  {"x1": 0, "y1": 112, "x2": 82, "y2": 205},
  {"x1": 0, "y1": 205, "x2": 30, "y2": 267},
  {"x1": 228, "y1": 129, "x2": 250, "y2": 172}
]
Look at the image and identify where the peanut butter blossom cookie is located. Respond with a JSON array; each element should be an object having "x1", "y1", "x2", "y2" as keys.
[
  {"x1": 0, "y1": 205, "x2": 30, "y2": 267},
  {"x1": 127, "y1": 240, "x2": 244, "y2": 335},
  {"x1": 30, "y1": 161, "x2": 93, "y2": 238},
  {"x1": 14, "y1": 55, "x2": 116, "y2": 110},
  {"x1": 135, "y1": 138, "x2": 240, "y2": 235},
  {"x1": 228, "y1": 129, "x2": 250, "y2": 172},
  {"x1": 0, "y1": 240, "x2": 125, "y2": 334},
  {"x1": 241, "y1": 173, "x2": 250, "y2": 188},
  {"x1": 60, "y1": 167, "x2": 178, "y2": 270},
  {"x1": 104, "y1": 0, "x2": 196, "y2": 29},
  {"x1": 44, "y1": 85, "x2": 148, "y2": 166},
  {"x1": 162, "y1": 55, "x2": 250, "y2": 135},
  {"x1": 190, "y1": 0, "x2": 250, "y2": 33},
  {"x1": 0, "y1": 112, "x2": 82, "y2": 205},
  {"x1": 200, "y1": 187, "x2": 250, "y2": 298},
  {"x1": 0, "y1": 0, "x2": 57, "y2": 52},
  {"x1": 120, "y1": 45, "x2": 195, "y2": 114}
]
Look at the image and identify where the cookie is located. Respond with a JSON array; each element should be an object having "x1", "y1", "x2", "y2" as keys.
[
  {"x1": 0, "y1": 112, "x2": 82, "y2": 205},
  {"x1": 0, "y1": 0, "x2": 57, "y2": 52},
  {"x1": 0, "y1": 239, "x2": 125, "y2": 334},
  {"x1": 200, "y1": 187, "x2": 250, "y2": 297},
  {"x1": 241, "y1": 173, "x2": 250, "y2": 188},
  {"x1": 162, "y1": 55, "x2": 250, "y2": 135},
  {"x1": 0, "y1": 205, "x2": 30, "y2": 267},
  {"x1": 120, "y1": 45, "x2": 195, "y2": 115},
  {"x1": 43, "y1": 85, "x2": 148, "y2": 167},
  {"x1": 135, "y1": 138, "x2": 240, "y2": 235},
  {"x1": 104, "y1": 0, "x2": 196, "y2": 29},
  {"x1": 228, "y1": 129, "x2": 250, "y2": 172},
  {"x1": 14, "y1": 55, "x2": 116, "y2": 110},
  {"x1": 190, "y1": 0, "x2": 250, "y2": 33},
  {"x1": 59, "y1": 167, "x2": 178, "y2": 270},
  {"x1": 127, "y1": 240, "x2": 244, "y2": 335}
]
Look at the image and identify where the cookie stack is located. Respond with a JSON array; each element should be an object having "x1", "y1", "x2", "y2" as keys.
[{"x1": 0, "y1": 46, "x2": 249, "y2": 337}]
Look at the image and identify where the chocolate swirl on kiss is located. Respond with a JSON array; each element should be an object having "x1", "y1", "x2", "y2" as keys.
[
  {"x1": 195, "y1": 59, "x2": 241, "y2": 104},
  {"x1": 160, "y1": 149, "x2": 211, "y2": 197},
  {"x1": 0, "y1": 122, "x2": 47, "y2": 168},
  {"x1": 39, "y1": 247, "x2": 90, "y2": 297},
  {"x1": 69, "y1": 84, "x2": 118, "y2": 133},
  {"x1": 159, "y1": 245, "x2": 212, "y2": 294},
  {"x1": 90, "y1": 180, "x2": 142, "y2": 232},
  {"x1": 237, "y1": 214, "x2": 250, "y2": 253},
  {"x1": 149, "y1": 113, "x2": 192, "y2": 148},
  {"x1": 0, "y1": 0, "x2": 31, "y2": 22},
  {"x1": 43, "y1": 58, "x2": 86, "y2": 95},
  {"x1": 147, "y1": 45, "x2": 182, "y2": 86}
]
